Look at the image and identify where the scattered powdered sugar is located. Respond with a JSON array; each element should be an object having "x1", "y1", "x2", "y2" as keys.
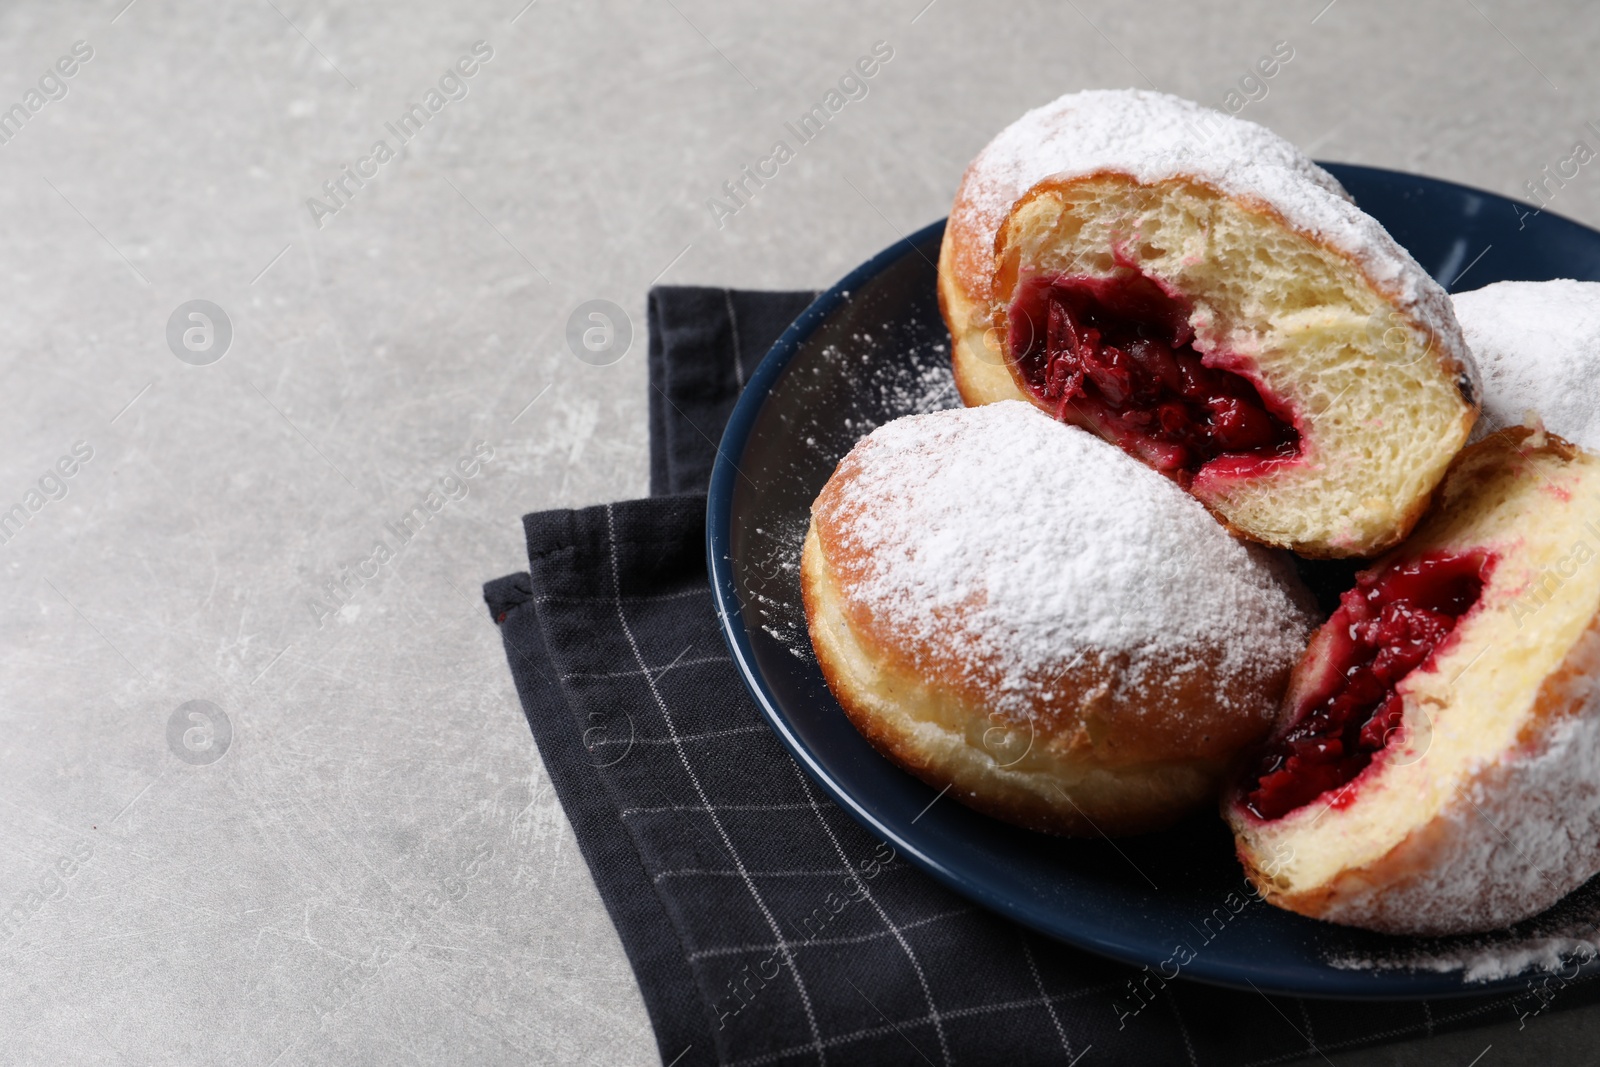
[
  {"x1": 1454, "y1": 279, "x2": 1600, "y2": 451},
  {"x1": 951, "y1": 89, "x2": 1467, "y2": 368},
  {"x1": 823, "y1": 325, "x2": 960, "y2": 419},
  {"x1": 747, "y1": 514, "x2": 816, "y2": 660},
  {"x1": 747, "y1": 321, "x2": 959, "y2": 663},
  {"x1": 870, "y1": 339, "x2": 958, "y2": 415},
  {"x1": 820, "y1": 400, "x2": 1314, "y2": 717}
]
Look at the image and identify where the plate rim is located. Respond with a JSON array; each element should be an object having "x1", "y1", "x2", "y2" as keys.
[{"x1": 706, "y1": 164, "x2": 1600, "y2": 1000}]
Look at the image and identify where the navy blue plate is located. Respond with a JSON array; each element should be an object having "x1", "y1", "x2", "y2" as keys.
[{"x1": 707, "y1": 164, "x2": 1600, "y2": 999}]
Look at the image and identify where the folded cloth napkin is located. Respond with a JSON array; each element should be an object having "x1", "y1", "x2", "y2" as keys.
[{"x1": 485, "y1": 286, "x2": 1600, "y2": 1067}]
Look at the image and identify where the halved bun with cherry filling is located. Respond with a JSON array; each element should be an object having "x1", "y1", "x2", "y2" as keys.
[
  {"x1": 803, "y1": 401, "x2": 1316, "y2": 836},
  {"x1": 1225, "y1": 427, "x2": 1600, "y2": 935},
  {"x1": 940, "y1": 88, "x2": 1478, "y2": 557}
]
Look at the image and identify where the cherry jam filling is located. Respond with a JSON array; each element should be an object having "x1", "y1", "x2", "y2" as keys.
[
  {"x1": 1009, "y1": 274, "x2": 1300, "y2": 481},
  {"x1": 1243, "y1": 550, "x2": 1495, "y2": 821}
]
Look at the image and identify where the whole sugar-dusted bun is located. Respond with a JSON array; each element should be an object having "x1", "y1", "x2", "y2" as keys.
[
  {"x1": 1226, "y1": 427, "x2": 1600, "y2": 935},
  {"x1": 939, "y1": 89, "x2": 1479, "y2": 558},
  {"x1": 1453, "y1": 279, "x2": 1600, "y2": 449},
  {"x1": 802, "y1": 401, "x2": 1317, "y2": 836}
]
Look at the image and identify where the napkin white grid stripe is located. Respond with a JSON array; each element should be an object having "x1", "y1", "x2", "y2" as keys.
[
  {"x1": 536, "y1": 587, "x2": 706, "y2": 604},
  {"x1": 685, "y1": 907, "x2": 975, "y2": 961},
  {"x1": 622, "y1": 802, "x2": 818, "y2": 815},
  {"x1": 1021, "y1": 930, "x2": 1077, "y2": 1059},
  {"x1": 722, "y1": 983, "x2": 1130, "y2": 1067},
  {"x1": 589, "y1": 724, "x2": 767, "y2": 747},
  {"x1": 1167, "y1": 996, "x2": 1200, "y2": 1067},
  {"x1": 654, "y1": 867, "x2": 865, "y2": 882},
  {"x1": 563, "y1": 653, "x2": 731, "y2": 681},
  {"x1": 605, "y1": 503, "x2": 830, "y2": 1063},
  {"x1": 789, "y1": 762, "x2": 954, "y2": 1066}
]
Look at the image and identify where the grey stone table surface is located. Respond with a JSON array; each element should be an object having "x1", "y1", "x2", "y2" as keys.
[{"x1": 3, "y1": 0, "x2": 1599, "y2": 1063}]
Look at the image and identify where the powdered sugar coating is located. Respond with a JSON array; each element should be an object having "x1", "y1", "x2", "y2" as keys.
[
  {"x1": 820, "y1": 401, "x2": 1315, "y2": 719},
  {"x1": 951, "y1": 89, "x2": 1468, "y2": 363},
  {"x1": 1321, "y1": 700, "x2": 1600, "y2": 939},
  {"x1": 955, "y1": 88, "x2": 1347, "y2": 238},
  {"x1": 1328, "y1": 693, "x2": 1600, "y2": 979},
  {"x1": 1454, "y1": 279, "x2": 1600, "y2": 450}
]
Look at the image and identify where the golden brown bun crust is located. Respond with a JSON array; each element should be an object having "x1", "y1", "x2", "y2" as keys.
[
  {"x1": 938, "y1": 222, "x2": 1028, "y2": 408},
  {"x1": 803, "y1": 422, "x2": 1309, "y2": 836},
  {"x1": 802, "y1": 525, "x2": 1235, "y2": 836},
  {"x1": 942, "y1": 148, "x2": 1005, "y2": 314}
]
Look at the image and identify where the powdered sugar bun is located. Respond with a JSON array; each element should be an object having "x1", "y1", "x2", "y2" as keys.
[
  {"x1": 943, "y1": 89, "x2": 1350, "y2": 314},
  {"x1": 1226, "y1": 428, "x2": 1600, "y2": 935},
  {"x1": 941, "y1": 88, "x2": 1354, "y2": 406},
  {"x1": 938, "y1": 88, "x2": 1478, "y2": 557},
  {"x1": 802, "y1": 401, "x2": 1317, "y2": 836},
  {"x1": 1453, "y1": 279, "x2": 1600, "y2": 450}
]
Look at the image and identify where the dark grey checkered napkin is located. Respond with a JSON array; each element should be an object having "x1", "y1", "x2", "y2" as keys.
[{"x1": 483, "y1": 286, "x2": 1595, "y2": 1066}]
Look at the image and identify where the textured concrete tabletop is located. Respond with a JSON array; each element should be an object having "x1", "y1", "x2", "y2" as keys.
[{"x1": 4, "y1": 0, "x2": 1600, "y2": 1063}]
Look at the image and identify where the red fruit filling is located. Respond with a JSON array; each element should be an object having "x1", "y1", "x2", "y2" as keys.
[
  {"x1": 1243, "y1": 550, "x2": 1496, "y2": 821},
  {"x1": 1009, "y1": 273, "x2": 1300, "y2": 482}
]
